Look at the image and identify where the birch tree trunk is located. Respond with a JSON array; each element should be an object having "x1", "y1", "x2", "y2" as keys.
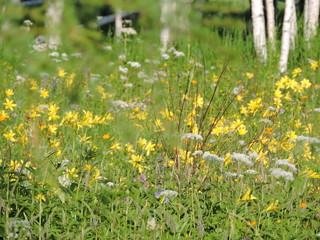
[
  {"x1": 115, "y1": 9, "x2": 122, "y2": 39},
  {"x1": 279, "y1": 0, "x2": 296, "y2": 72},
  {"x1": 304, "y1": 0, "x2": 320, "y2": 42},
  {"x1": 46, "y1": 0, "x2": 64, "y2": 49},
  {"x1": 251, "y1": 0, "x2": 268, "y2": 61},
  {"x1": 265, "y1": 0, "x2": 276, "y2": 50},
  {"x1": 160, "y1": 0, "x2": 177, "y2": 51},
  {"x1": 290, "y1": 3, "x2": 297, "y2": 49}
]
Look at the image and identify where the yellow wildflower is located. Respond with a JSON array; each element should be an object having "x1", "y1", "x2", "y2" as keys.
[
  {"x1": 301, "y1": 78, "x2": 311, "y2": 89},
  {"x1": 3, "y1": 130, "x2": 17, "y2": 142},
  {"x1": 58, "y1": 69, "x2": 67, "y2": 78},
  {"x1": 0, "y1": 110, "x2": 9, "y2": 122},
  {"x1": 5, "y1": 89, "x2": 14, "y2": 97},
  {"x1": 263, "y1": 200, "x2": 280, "y2": 212},
  {"x1": 292, "y1": 68, "x2": 302, "y2": 77},
  {"x1": 310, "y1": 61, "x2": 319, "y2": 70},
  {"x1": 238, "y1": 189, "x2": 258, "y2": 203},
  {"x1": 40, "y1": 89, "x2": 49, "y2": 99},
  {"x1": 246, "y1": 72, "x2": 254, "y2": 79},
  {"x1": 3, "y1": 98, "x2": 17, "y2": 111}
]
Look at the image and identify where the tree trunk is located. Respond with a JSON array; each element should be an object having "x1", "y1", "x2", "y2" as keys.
[
  {"x1": 251, "y1": 0, "x2": 268, "y2": 61},
  {"x1": 304, "y1": 0, "x2": 320, "y2": 42},
  {"x1": 290, "y1": 3, "x2": 297, "y2": 49},
  {"x1": 160, "y1": 0, "x2": 177, "y2": 51},
  {"x1": 46, "y1": 0, "x2": 64, "y2": 49},
  {"x1": 279, "y1": 0, "x2": 296, "y2": 72},
  {"x1": 265, "y1": 0, "x2": 276, "y2": 50},
  {"x1": 115, "y1": 8, "x2": 122, "y2": 38}
]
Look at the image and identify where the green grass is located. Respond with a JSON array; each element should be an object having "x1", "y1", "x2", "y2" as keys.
[{"x1": 0, "y1": 1, "x2": 320, "y2": 239}]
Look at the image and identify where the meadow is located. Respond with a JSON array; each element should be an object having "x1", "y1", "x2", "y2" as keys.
[{"x1": 1, "y1": 3, "x2": 320, "y2": 239}]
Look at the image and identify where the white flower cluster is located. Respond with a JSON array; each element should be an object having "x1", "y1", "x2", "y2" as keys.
[
  {"x1": 231, "y1": 152, "x2": 259, "y2": 167},
  {"x1": 202, "y1": 152, "x2": 224, "y2": 162},
  {"x1": 155, "y1": 190, "x2": 178, "y2": 199},
  {"x1": 232, "y1": 86, "x2": 244, "y2": 95},
  {"x1": 192, "y1": 150, "x2": 203, "y2": 156},
  {"x1": 127, "y1": 61, "x2": 141, "y2": 68},
  {"x1": 269, "y1": 168, "x2": 294, "y2": 181},
  {"x1": 181, "y1": 133, "x2": 203, "y2": 141},
  {"x1": 275, "y1": 159, "x2": 297, "y2": 172},
  {"x1": 296, "y1": 136, "x2": 320, "y2": 144},
  {"x1": 314, "y1": 108, "x2": 320, "y2": 112},
  {"x1": 225, "y1": 172, "x2": 243, "y2": 178}
]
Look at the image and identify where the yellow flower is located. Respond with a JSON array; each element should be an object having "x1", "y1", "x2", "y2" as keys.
[
  {"x1": 3, "y1": 98, "x2": 17, "y2": 111},
  {"x1": 66, "y1": 168, "x2": 78, "y2": 178},
  {"x1": 310, "y1": 61, "x2": 319, "y2": 70},
  {"x1": 58, "y1": 69, "x2": 67, "y2": 78},
  {"x1": 286, "y1": 130, "x2": 297, "y2": 141},
  {"x1": 40, "y1": 89, "x2": 49, "y2": 99},
  {"x1": 246, "y1": 72, "x2": 254, "y2": 79},
  {"x1": 300, "y1": 78, "x2": 311, "y2": 89},
  {"x1": 138, "y1": 138, "x2": 147, "y2": 147},
  {"x1": 102, "y1": 134, "x2": 110, "y2": 139},
  {"x1": 263, "y1": 200, "x2": 280, "y2": 212},
  {"x1": 292, "y1": 68, "x2": 302, "y2": 77},
  {"x1": 238, "y1": 189, "x2": 258, "y2": 203},
  {"x1": 5, "y1": 89, "x2": 14, "y2": 97},
  {"x1": 3, "y1": 130, "x2": 17, "y2": 142},
  {"x1": 0, "y1": 110, "x2": 9, "y2": 122},
  {"x1": 145, "y1": 142, "x2": 156, "y2": 156},
  {"x1": 35, "y1": 194, "x2": 46, "y2": 202}
]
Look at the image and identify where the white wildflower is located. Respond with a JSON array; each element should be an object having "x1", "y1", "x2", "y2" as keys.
[
  {"x1": 107, "y1": 182, "x2": 114, "y2": 187},
  {"x1": 124, "y1": 83, "x2": 133, "y2": 88},
  {"x1": 119, "y1": 66, "x2": 129, "y2": 74},
  {"x1": 147, "y1": 218, "x2": 157, "y2": 230},
  {"x1": 181, "y1": 133, "x2": 203, "y2": 141},
  {"x1": 23, "y1": 19, "x2": 33, "y2": 27},
  {"x1": 71, "y1": 52, "x2": 82, "y2": 58},
  {"x1": 58, "y1": 175, "x2": 72, "y2": 187},
  {"x1": 137, "y1": 71, "x2": 148, "y2": 79},
  {"x1": 174, "y1": 51, "x2": 185, "y2": 57},
  {"x1": 244, "y1": 169, "x2": 258, "y2": 175},
  {"x1": 202, "y1": 152, "x2": 224, "y2": 162},
  {"x1": 103, "y1": 45, "x2": 112, "y2": 51},
  {"x1": 314, "y1": 108, "x2": 320, "y2": 112},
  {"x1": 231, "y1": 153, "x2": 254, "y2": 166},
  {"x1": 49, "y1": 52, "x2": 60, "y2": 57},
  {"x1": 260, "y1": 118, "x2": 273, "y2": 125},
  {"x1": 296, "y1": 136, "x2": 320, "y2": 144},
  {"x1": 275, "y1": 159, "x2": 297, "y2": 172},
  {"x1": 269, "y1": 168, "x2": 294, "y2": 181},
  {"x1": 267, "y1": 106, "x2": 277, "y2": 111},
  {"x1": 225, "y1": 172, "x2": 243, "y2": 178},
  {"x1": 127, "y1": 61, "x2": 141, "y2": 68},
  {"x1": 16, "y1": 75, "x2": 26, "y2": 83},
  {"x1": 192, "y1": 150, "x2": 203, "y2": 156},
  {"x1": 120, "y1": 76, "x2": 128, "y2": 81},
  {"x1": 121, "y1": 27, "x2": 137, "y2": 35},
  {"x1": 232, "y1": 86, "x2": 244, "y2": 95},
  {"x1": 249, "y1": 152, "x2": 259, "y2": 160},
  {"x1": 162, "y1": 54, "x2": 170, "y2": 60},
  {"x1": 118, "y1": 54, "x2": 126, "y2": 61},
  {"x1": 238, "y1": 140, "x2": 246, "y2": 145},
  {"x1": 156, "y1": 190, "x2": 178, "y2": 198}
]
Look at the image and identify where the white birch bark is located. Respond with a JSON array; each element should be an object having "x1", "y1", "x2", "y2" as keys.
[
  {"x1": 160, "y1": 0, "x2": 177, "y2": 51},
  {"x1": 290, "y1": 3, "x2": 297, "y2": 49},
  {"x1": 265, "y1": 0, "x2": 276, "y2": 50},
  {"x1": 251, "y1": 0, "x2": 267, "y2": 61},
  {"x1": 304, "y1": 0, "x2": 320, "y2": 42},
  {"x1": 279, "y1": 0, "x2": 296, "y2": 72},
  {"x1": 115, "y1": 8, "x2": 122, "y2": 38},
  {"x1": 46, "y1": 0, "x2": 64, "y2": 49}
]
